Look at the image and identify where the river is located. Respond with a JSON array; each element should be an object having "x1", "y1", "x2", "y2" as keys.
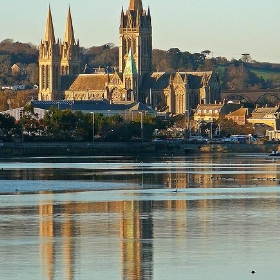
[{"x1": 0, "y1": 153, "x2": 280, "y2": 280}]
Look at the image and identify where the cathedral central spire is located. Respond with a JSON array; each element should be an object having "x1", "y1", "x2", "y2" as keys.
[
  {"x1": 129, "y1": 0, "x2": 143, "y2": 11},
  {"x1": 119, "y1": 0, "x2": 152, "y2": 76}
]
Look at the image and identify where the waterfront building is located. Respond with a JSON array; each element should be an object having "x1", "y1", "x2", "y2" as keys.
[
  {"x1": 225, "y1": 107, "x2": 253, "y2": 125},
  {"x1": 1, "y1": 100, "x2": 156, "y2": 121},
  {"x1": 247, "y1": 106, "x2": 280, "y2": 131},
  {"x1": 194, "y1": 103, "x2": 242, "y2": 123}
]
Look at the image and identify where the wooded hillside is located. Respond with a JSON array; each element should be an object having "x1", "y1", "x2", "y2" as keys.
[{"x1": 1, "y1": 38, "x2": 280, "y2": 92}]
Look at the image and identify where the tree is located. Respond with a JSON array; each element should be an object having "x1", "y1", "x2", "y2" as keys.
[
  {"x1": 217, "y1": 117, "x2": 254, "y2": 136},
  {"x1": 152, "y1": 49, "x2": 173, "y2": 72},
  {"x1": 25, "y1": 63, "x2": 39, "y2": 85},
  {"x1": 226, "y1": 65, "x2": 249, "y2": 90},
  {"x1": 201, "y1": 50, "x2": 211, "y2": 57},
  {"x1": 83, "y1": 44, "x2": 118, "y2": 69},
  {"x1": 167, "y1": 48, "x2": 182, "y2": 70},
  {"x1": 241, "y1": 53, "x2": 251, "y2": 63},
  {"x1": 0, "y1": 39, "x2": 38, "y2": 88},
  {"x1": 0, "y1": 113, "x2": 17, "y2": 140},
  {"x1": 18, "y1": 103, "x2": 41, "y2": 140},
  {"x1": 73, "y1": 111, "x2": 92, "y2": 140}
]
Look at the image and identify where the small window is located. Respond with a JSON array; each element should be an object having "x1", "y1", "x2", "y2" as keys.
[{"x1": 127, "y1": 90, "x2": 132, "y2": 101}]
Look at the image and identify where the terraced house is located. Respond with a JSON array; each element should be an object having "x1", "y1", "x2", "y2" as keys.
[
  {"x1": 38, "y1": 0, "x2": 221, "y2": 115},
  {"x1": 247, "y1": 106, "x2": 280, "y2": 131}
]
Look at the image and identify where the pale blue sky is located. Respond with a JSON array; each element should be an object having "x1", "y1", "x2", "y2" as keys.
[{"x1": 1, "y1": 0, "x2": 280, "y2": 62}]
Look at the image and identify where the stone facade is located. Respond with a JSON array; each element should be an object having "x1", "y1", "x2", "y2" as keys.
[
  {"x1": 141, "y1": 71, "x2": 221, "y2": 114},
  {"x1": 247, "y1": 106, "x2": 280, "y2": 130},
  {"x1": 38, "y1": 7, "x2": 80, "y2": 101},
  {"x1": 194, "y1": 103, "x2": 242, "y2": 122},
  {"x1": 38, "y1": 0, "x2": 221, "y2": 115}
]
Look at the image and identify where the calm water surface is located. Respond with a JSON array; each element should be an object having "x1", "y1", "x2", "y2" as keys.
[{"x1": 0, "y1": 153, "x2": 280, "y2": 280}]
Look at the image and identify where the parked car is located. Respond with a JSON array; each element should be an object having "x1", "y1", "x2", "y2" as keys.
[
  {"x1": 152, "y1": 138, "x2": 163, "y2": 142},
  {"x1": 187, "y1": 136, "x2": 208, "y2": 143},
  {"x1": 222, "y1": 137, "x2": 237, "y2": 143}
]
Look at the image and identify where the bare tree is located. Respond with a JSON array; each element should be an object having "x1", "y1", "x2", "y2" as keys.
[{"x1": 241, "y1": 53, "x2": 251, "y2": 63}]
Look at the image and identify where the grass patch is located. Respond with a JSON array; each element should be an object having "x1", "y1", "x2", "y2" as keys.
[{"x1": 248, "y1": 68, "x2": 280, "y2": 80}]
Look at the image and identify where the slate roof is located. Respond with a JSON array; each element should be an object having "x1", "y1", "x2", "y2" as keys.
[
  {"x1": 251, "y1": 106, "x2": 280, "y2": 118},
  {"x1": 141, "y1": 71, "x2": 214, "y2": 91},
  {"x1": 185, "y1": 72, "x2": 213, "y2": 89},
  {"x1": 141, "y1": 72, "x2": 171, "y2": 90},
  {"x1": 129, "y1": 102, "x2": 155, "y2": 112},
  {"x1": 187, "y1": 74, "x2": 203, "y2": 89},
  {"x1": 31, "y1": 100, "x2": 75, "y2": 110},
  {"x1": 61, "y1": 75, "x2": 77, "y2": 91},
  {"x1": 68, "y1": 74, "x2": 114, "y2": 91},
  {"x1": 226, "y1": 107, "x2": 251, "y2": 117},
  {"x1": 196, "y1": 104, "x2": 224, "y2": 111},
  {"x1": 30, "y1": 100, "x2": 150, "y2": 112},
  {"x1": 195, "y1": 103, "x2": 242, "y2": 115}
]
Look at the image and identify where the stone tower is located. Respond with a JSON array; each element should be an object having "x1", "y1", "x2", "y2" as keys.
[
  {"x1": 39, "y1": 6, "x2": 80, "y2": 101},
  {"x1": 38, "y1": 6, "x2": 60, "y2": 101},
  {"x1": 119, "y1": 0, "x2": 152, "y2": 86},
  {"x1": 60, "y1": 7, "x2": 80, "y2": 76}
]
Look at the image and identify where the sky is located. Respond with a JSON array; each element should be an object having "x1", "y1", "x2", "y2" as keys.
[{"x1": 1, "y1": 0, "x2": 280, "y2": 63}]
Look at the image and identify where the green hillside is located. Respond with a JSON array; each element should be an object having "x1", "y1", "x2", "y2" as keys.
[{"x1": 248, "y1": 68, "x2": 280, "y2": 80}]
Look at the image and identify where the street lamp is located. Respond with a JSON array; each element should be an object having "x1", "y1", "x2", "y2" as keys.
[
  {"x1": 91, "y1": 112, "x2": 95, "y2": 143},
  {"x1": 140, "y1": 111, "x2": 143, "y2": 144}
]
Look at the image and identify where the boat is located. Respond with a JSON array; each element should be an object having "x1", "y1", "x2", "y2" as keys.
[{"x1": 269, "y1": 151, "x2": 280, "y2": 156}]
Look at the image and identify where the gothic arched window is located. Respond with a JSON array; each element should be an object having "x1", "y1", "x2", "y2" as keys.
[
  {"x1": 46, "y1": 66, "x2": 50, "y2": 89},
  {"x1": 42, "y1": 66, "x2": 46, "y2": 89}
]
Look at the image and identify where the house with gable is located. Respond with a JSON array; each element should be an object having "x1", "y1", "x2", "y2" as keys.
[
  {"x1": 247, "y1": 106, "x2": 280, "y2": 131},
  {"x1": 225, "y1": 107, "x2": 253, "y2": 125}
]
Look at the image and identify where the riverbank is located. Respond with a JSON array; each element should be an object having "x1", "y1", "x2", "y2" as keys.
[{"x1": 0, "y1": 141, "x2": 279, "y2": 157}]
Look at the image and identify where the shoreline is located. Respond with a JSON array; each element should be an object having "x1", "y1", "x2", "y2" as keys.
[{"x1": 0, "y1": 141, "x2": 279, "y2": 157}]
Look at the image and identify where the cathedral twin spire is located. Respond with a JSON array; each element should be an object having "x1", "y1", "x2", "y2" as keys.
[
  {"x1": 43, "y1": 5, "x2": 76, "y2": 46},
  {"x1": 44, "y1": 5, "x2": 55, "y2": 44},
  {"x1": 39, "y1": 5, "x2": 79, "y2": 101},
  {"x1": 64, "y1": 7, "x2": 75, "y2": 45},
  {"x1": 44, "y1": 1, "x2": 143, "y2": 45}
]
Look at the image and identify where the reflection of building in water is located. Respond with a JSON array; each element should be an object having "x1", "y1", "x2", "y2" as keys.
[
  {"x1": 38, "y1": 199, "x2": 153, "y2": 280},
  {"x1": 39, "y1": 198, "x2": 75, "y2": 280},
  {"x1": 61, "y1": 212, "x2": 75, "y2": 280},
  {"x1": 163, "y1": 162, "x2": 213, "y2": 190},
  {"x1": 39, "y1": 200, "x2": 55, "y2": 280},
  {"x1": 121, "y1": 201, "x2": 153, "y2": 280}
]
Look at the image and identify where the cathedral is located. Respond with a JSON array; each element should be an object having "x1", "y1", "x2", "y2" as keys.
[{"x1": 38, "y1": 0, "x2": 221, "y2": 115}]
